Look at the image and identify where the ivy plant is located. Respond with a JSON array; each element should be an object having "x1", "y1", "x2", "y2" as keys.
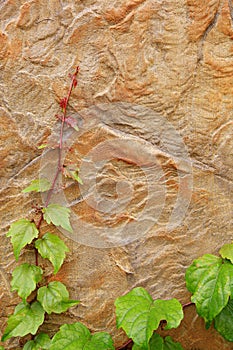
[
  {"x1": 1, "y1": 67, "x2": 115, "y2": 350},
  {"x1": 114, "y1": 242, "x2": 233, "y2": 349},
  {"x1": 1, "y1": 67, "x2": 233, "y2": 349},
  {"x1": 185, "y1": 242, "x2": 233, "y2": 341}
]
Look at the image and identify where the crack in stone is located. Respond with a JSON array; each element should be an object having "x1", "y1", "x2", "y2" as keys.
[
  {"x1": 0, "y1": 267, "x2": 11, "y2": 296},
  {"x1": 228, "y1": 0, "x2": 233, "y2": 22},
  {"x1": 2, "y1": 154, "x2": 42, "y2": 191},
  {"x1": 197, "y1": 1, "x2": 222, "y2": 63},
  {"x1": 193, "y1": 159, "x2": 233, "y2": 185}
]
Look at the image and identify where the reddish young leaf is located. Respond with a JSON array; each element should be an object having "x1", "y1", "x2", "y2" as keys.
[
  {"x1": 59, "y1": 98, "x2": 67, "y2": 109},
  {"x1": 65, "y1": 116, "x2": 79, "y2": 131},
  {"x1": 73, "y1": 78, "x2": 78, "y2": 88}
]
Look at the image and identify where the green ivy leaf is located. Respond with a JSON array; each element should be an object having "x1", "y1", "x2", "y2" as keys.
[
  {"x1": 115, "y1": 287, "x2": 183, "y2": 349},
  {"x1": 219, "y1": 242, "x2": 233, "y2": 264},
  {"x1": 6, "y1": 219, "x2": 39, "y2": 261},
  {"x1": 22, "y1": 179, "x2": 51, "y2": 193},
  {"x1": 214, "y1": 299, "x2": 233, "y2": 341},
  {"x1": 23, "y1": 333, "x2": 51, "y2": 350},
  {"x1": 50, "y1": 322, "x2": 115, "y2": 350},
  {"x1": 42, "y1": 204, "x2": 73, "y2": 233},
  {"x1": 11, "y1": 263, "x2": 43, "y2": 301},
  {"x1": 37, "y1": 281, "x2": 79, "y2": 314},
  {"x1": 35, "y1": 233, "x2": 69, "y2": 274},
  {"x1": 133, "y1": 334, "x2": 184, "y2": 350},
  {"x1": 185, "y1": 254, "x2": 233, "y2": 326},
  {"x1": 1, "y1": 302, "x2": 45, "y2": 341}
]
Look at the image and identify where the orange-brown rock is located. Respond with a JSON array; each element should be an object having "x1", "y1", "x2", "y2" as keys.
[{"x1": 0, "y1": 1, "x2": 232, "y2": 349}]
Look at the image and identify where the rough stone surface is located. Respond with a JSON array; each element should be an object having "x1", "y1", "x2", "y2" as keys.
[{"x1": 0, "y1": 0, "x2": 233, "y2": 349}]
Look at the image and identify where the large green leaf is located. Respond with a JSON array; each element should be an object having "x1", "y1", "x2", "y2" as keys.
[
  {"x1": 35, "y1": 233, "x2": 69, "y2": 274},
  {"x1": 42, "y1": 204, "x2": 73, "y2": 233},
  {"x1": 11, "y1": 263, "x2": 43, "y2": 301},
  {"x1": 50, "y1": 322, "x2": 115, "y2": 350},
  {"x1": 115, "y1": 287, "x2": 183, "y2": 349},
  {"x1": 185, "y1": 254, "x2": 233, "y2": 326},
  {"x1": 37, "y1": 281, "x2": 79, "y2": 314},
  {"x1": 6, "y1": 219, "x2": 39, "y2": 260},
  {"x1": 214, "y1": 299, "x2": 233, "y2": 342},
  {"x1": 1, "y1": 302, "x2": 45, "y2": 341},
  {"x1": 22, "y1": 179, "x2": 51, "y2": 193},
  {"x1": 0, "y1": 346, "x2": 5, "y2": 350},
  {"x1": 219, "y1": 242, "x2": 233, "y2": 264},
  {"x1": 23, "y1": 333, "x2": 51, "y2": 349}
]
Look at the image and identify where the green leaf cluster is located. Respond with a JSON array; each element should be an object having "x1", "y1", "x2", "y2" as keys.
[
  {"x1": 185, "y1": 242, "x2": 233, "y2": 340},
  {"x1": 2, "y1": 209, "x2": 76, "y2": 343}
]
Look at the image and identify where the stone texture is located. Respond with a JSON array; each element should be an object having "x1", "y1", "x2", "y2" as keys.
[{"x1": 0, "y1": 0, "x2": 233, "y2": 349}]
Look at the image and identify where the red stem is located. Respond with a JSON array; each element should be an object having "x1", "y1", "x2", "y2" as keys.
[
  {"x1": 116, "y1": 339, "x2": 132, "y2": 350},
  {"x1": 34, "y1": 66, "x2": 79, "y2": 266},
  {"x1": 182, "y1": 301, "x2": 194, "y2": 309},
  {"x1": 35, "y1": 214, "x2": 44, "y2": 265},
  {"x1": 45, "y1": 66, "x2": 80, "y2": 207}
]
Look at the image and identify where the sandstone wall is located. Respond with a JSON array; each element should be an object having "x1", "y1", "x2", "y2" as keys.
[{"x1": 0, "y1": 0, "x2": 232, "y2": 349}]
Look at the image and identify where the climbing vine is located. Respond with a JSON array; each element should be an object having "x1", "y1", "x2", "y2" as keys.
[{"x1": 1, "y1": 68, "x2": 233, "y2": 349}]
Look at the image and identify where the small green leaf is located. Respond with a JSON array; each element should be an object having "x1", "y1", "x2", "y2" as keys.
[
  {"x1": 185, "y1": 254, "x2": 233, "y2": 326},
  {"x1": 115, "y1": 287, "x2": 183, "y2": 349},
  {"x1": 50, "y1": 322, "x2": 115, "y2": 350},
  {"x1": 35, "y1": 233, "x2": 69, "y2": 274},
  {"x1": 11, "y1": 263, "x2": 43, "y2": 301},
  {"x1": 0, "y1": 346, "x2": 5, "y2": 350},
  {"x1": 23, "y1": 333, "x2": 51, "y2": 350},
  {"x1": 69, "y1": 170, "x2": 83, "y2": 184},
  {"x1": 6, "y1": 219, "x2": 39, "y2": 260},
  {"x1": 38, "y1": 144, "x2": 47, "y2": 149},
  {"x1": 64, "y1": 167, "x2": 83, "y2": 185},
  {"x1": 1, "y1": 301, "x2": 45, "y2": 341},
  {"x1": 22, "y1": 179, "x2": 51, "y2": 193},
  {"x1": 214, "y1": 299, "x2": 233, "y2": 341},
  {"x1": 37, "y1": 281, "x2": 79, "y2": 314},
  {"x1": 219, "y1": 242, "x2": 233, "y2": 264},
  {"x1": 42, "y1": 204, "x2": 73, "y2": 233}
]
